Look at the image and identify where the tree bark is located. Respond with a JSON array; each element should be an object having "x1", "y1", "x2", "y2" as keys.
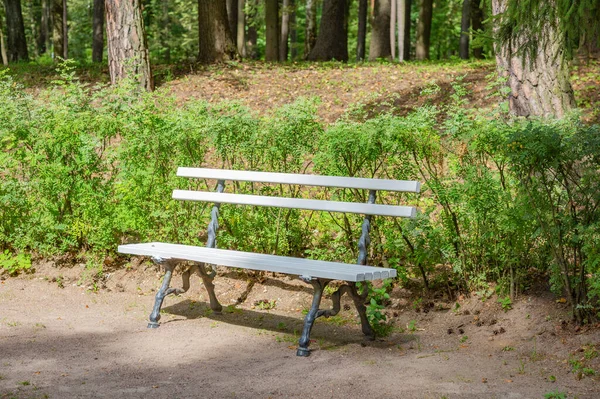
[
  {"x1": 307, "y1": 0, "x2": 347, "y2": 61},
  {"x1": 369, "y1": 0, "x2": 391, "y2": 60},
  {"x1": 415, "y1": 0, "x2": 432, "y2": 60},
  {"x1": 92, "y1": 0, "x2": 104, "y2": 62},
  {"x1": 265, "y1": 0, "x2": 278, "y2": 61},
  {"x1": 471, "y1": 0, "x2": 483, "y2": 59},
  {"x1": 31, "y1": 0, "x2": 43, "y2": 56},
  {"x1": 246, "y1": 0, "x2": 258, "y2": 59},
  {"x1": 390, "y1": 0, "x2": 396, "y2": 60},
  {"x1": 197, "y1": 0, "x2": 237, "y2": 64},
  {"x1": 459, "y1": 0, "x2": 470, "y2": 59},
  {"x1": 3, "y1": 0, "x2": 29, "y2": 62},
  {"x1": 357, "y1": 0, "x2": 367, "y2": 61},
  {"x1": 52, "y1": 0, "x2": 63, "y2": 59},
  {"x1": 236, "y1": 0, "x2": 246, "y2": 57},
  {"x1": 105, "y1": 0, "x2": 153, "y2": 91},
  {"x1": 40, "y1": 0, "x2": 50, "y2": 54},
  {"x1": 492, "y1": 0, "x2": 575, "y2": 117},
  {"x1": 62, "y1": 0, "x2": 67, "y2": 58},
  {"x1": 0, "y1": 14, "x2": 8, "y2": 65},
  {"x1": 226, "y1": 0, "x2": 237, "y2": 39},
  {"x1": 280, "y1": 0, "x2": 290, "y2": 61},
  {"x1": 397, "y1": 0, "x2": 410, "y2": 61},
  {"x1": 304, "y1": 0, "x2": 317, "y2": 58}
]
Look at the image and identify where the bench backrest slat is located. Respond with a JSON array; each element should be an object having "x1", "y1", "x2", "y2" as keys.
[
  {"x1": 177, "y1": 167, "x2": 420, "y2": 193},
  {"x1": 173, "y1": 190, "x2": 416, "y2": 218}
]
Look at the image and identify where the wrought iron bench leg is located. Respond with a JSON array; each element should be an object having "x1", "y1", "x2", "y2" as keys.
[
  {"x1": 349, "y1": 284, "x2": 375, "y2": 340},
  {"x1": 148, "y1": 258, "x2": 179, "y2": 328},
  {"x1": 297, "y1": 278, "x2": 328, "y2": 357},
  {"x1": 196, "y1": 263, "x2": 223, "y2": 314}
]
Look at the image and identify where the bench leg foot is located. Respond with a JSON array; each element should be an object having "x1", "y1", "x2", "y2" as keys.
[
  {"x1": 197, "y1": 263, "x2": 223, "y2": 314},
  {"x1": 148, "y1": 260, "x2": 178, "y2": 328},
  {"x1": 349, "y1": 284, "x2": 375, "y2": 340},
  {"x1": 297, "y1": 279, "x2": 327, "y2": 357}
]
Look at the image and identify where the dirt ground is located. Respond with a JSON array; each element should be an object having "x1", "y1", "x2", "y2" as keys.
[{"x1": 1, "y1": 261, "x2": 599, "y2": 399}]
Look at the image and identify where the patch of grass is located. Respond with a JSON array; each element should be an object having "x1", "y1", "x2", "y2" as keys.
[
  {"x1": 253, "y1": 299, "x2": 276, "y2": 310},
  {"x1": 544, "y1": 390, "x2": 566, "y2": 399}
]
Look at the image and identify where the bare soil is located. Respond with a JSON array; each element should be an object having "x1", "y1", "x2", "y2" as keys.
[{"x1": 1, "y1": 261, "x2": 599, "y2": 399}]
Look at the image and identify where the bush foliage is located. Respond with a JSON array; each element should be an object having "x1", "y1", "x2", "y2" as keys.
[{"x1": 1, "y1": 66, "x2": 599, "y2": 323}]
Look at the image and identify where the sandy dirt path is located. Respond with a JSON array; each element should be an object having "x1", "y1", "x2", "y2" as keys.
[{"x1": 1, "y1": 276, "x2": 599, "y2": 399}]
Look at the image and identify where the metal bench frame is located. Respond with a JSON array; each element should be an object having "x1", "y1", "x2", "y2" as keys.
[{"x1": 118, "y1": 168, "x2": 420, "y2": 357}]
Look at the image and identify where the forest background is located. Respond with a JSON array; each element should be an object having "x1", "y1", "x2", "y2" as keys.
[{"x1": 1, "y1": 0, "x2": 600, "y2": 328}]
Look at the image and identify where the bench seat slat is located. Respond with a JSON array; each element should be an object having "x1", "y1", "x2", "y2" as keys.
[
  {"x1": 118, "y1": 242, "x2": 396, "y2": 282},
  {"x1": 172, "y1": 190, "x2": 416, "y2": 218},
  {"x1": 177, "y1": 167, "x2": 421, "y2": 193}
]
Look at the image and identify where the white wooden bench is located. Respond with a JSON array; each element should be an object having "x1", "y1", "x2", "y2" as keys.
[{"x1": 118, "y1": 168, "x2": 420, "y2": 356}]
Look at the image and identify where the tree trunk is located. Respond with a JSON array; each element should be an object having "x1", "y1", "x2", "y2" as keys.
[
  {"x1": 492, "y1": 0, "x2": 575, "y2": 117},
  {"x1": 40, "y1": 0, "x2": 49, "y2": 54},
  {"x1": 92, "y1": 0, "x2": 104, "y2": 62},
  {"x1": 397, "y1": 0, "x2": 410, "y2": 61},
  {"x1": 280, "y1": 0, "x2": 290, "y2": 61},
  {"x1": 459, "y1": 0, "x2": 470, "y2": 59},
  {"x1": 3, "y1": 0, "x2": 29, "y2": 62},
  {"x1": 390, "y1": 0, "x2": 396, "y2": 60},
  {"x1": 226, "y1": 0, "x2": 237, "y2": 39},
  {"x1": 105, "y1": 0, "x2": 153, "y2": 91},
  {"x1": 415, "y1": 0, "x2": 432, "y2": 60},
  {"x1": 289, "y1": 0, "x2": 297, "y2": 60},
  {"x1": 246, "y1": 0, "x2": 258, "y2": 59},
  {"x1": 356, "y1": 0, "x2": 367, "y2": 61},
  {"x1": 197, "y1": 0, "x2": 237, "y2": 64},
  {"x1": 31, "y1": 0, "x2": 43, "y2": 57},
  {"x1": 236, "y1": 0, "x2": 246, "y2": 57},
  {"x1": 304, "y1": 0, "x2": 317, "y2": 58},
  {"x1": 471, "y1": 0, "x2": 483, "y2": 59},
  {"x1": 369, "y1": 0, "x2": 391, "y2": 60},
  {"x1": 307, "y1": 0, "x2": 347, "y2": 61},
  {"x1": 52, "y1": 0, "x2": 63, "y2": 59},
  {"x1": 0, "y1": 14, "x2": 8, "y2": 65},
  {"x1": 265, "y1": 0, "x2": 278, "y2": 61},
  {"x1": 62, "y1": 0, "x2": 67, "y2": 58}
]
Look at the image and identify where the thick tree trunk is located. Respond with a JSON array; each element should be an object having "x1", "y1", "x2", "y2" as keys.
[
  {"x1": 197, "y1": 0, "x2": 237, "y2": 64},
  {"x1": 307, "y1": 0, "x2": 347, "y2": 61},
  {"x1": 40, "y1": 0, "x2": 50, "y2": 54},
  {"x1": 52, "y1": 0, "x2": 63, "y2": 59},
  {"x1": 246, "y1": 0, "x2": 258, "y2": 59},
  {"x1": 471, "y1": 0, "x2": 483, "y2": 59},
  {"x1": 415, "y1": 0, "x2": 432, "y2": 60},
  {"x1": 265, "y1": 0, "x2": 278, "y2": 61},
  {"x1": 92, "y1": 0, "x2": 104, "y2": 62},
  {"x1": 0, "y1": 14, "x2": 8, "y2": 65},
  {"x1": 3, "y1": 0, "x2": 29, "y2": 62},
  {"x1": 369, "y1": 0, "x2": 391, "y2": 61},
  {"x1": 492, "y1": 0, "x2": 575, "y2": 117},
  {"x1": 226, "y1": 0, "x2": 237, "y2": 39},
  {"x1": 236, "y1": 0, "x2": 246, "y2": 57},
  {"x1": 459, "y1": 0, "x2": 470, "y2": 59},
  {"x1": 397, "y1": 0, "x2": 410, "y2": 61},
  {"x1": 280, "y1": 0, "x2": 290, "y2": 61},
  {"x1": 357, "y1": 0, "x2": 367, "y2": 61},
  {"x1": 304, "y1": 0, "x2": 317, "y2": 58},
  {"x1": 105, "y1": 0, "x2": 153, "y2": 91}
]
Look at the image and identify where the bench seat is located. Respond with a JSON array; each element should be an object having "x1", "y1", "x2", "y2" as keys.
[{"x1": 118, "y1": 242, "x2": 397, "y2": 282}]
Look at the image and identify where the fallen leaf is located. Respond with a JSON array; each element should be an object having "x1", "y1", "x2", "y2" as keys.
[{"x1": 505, "y1": 379, "x2": 513, "y2": 383}]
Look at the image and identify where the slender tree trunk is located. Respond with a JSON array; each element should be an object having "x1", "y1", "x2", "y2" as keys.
[
  {"x1": 369, "y1": 0, "x2": 391, "y2": 60},
  {"x1": 289, "y1": 0, "x2": 297, "y2": 60},
  {"x1": 105, "y1": 0, "x2": 153, "y2": 91},
  {"x1": 307, "y1": 0, "x2": 347, "y2": 61},
  {"x1": 236, "y1": 0, "x2": 246, "y2": 57},
  {"x1": 246, "y1": 0, "x2": 258, "y2": 59},
  {"x1": 415, "y1": 0, "x2": 432, "y2": 60},
  {"x1": 459, "y1": 0, "x2": 470, "y2": 59},
  {"x1": 356, "y1": 0, "x2": 367, "y2": 60},
  {"x1": 41, "y1": 0, "x2": 50, "y2": 53},
  {"x1": 390, "y1": 0, "x2": 396, "y2": 60},
  {"x1": 304, "y1": 0, "x2": 317, "y2": 58},
  {"x1": 403, "y1": 0, "x2": 411, "y2": 60},
  {"x1": 397, "y1": 0, "x2": 408, "y2": 61},
  {"x1": 31, "y1": 0, "x2": 43, "y2": 57},
  {"x1": 0, "y1": 14, "x2": 8, "y2": 65},
  {"x1": 226, "y1": 0, "x2": 237, "y2": 39},
  {"x1": 197, "y1": 0, "x2": 237, "y2": 64},
  {"x1": 62, "y1": 0, "x2": 67, "y2": 58},
  {"x1": 280, "y1": 0, "x2": 290, "y2": 61},
  {"x1": 52, "y1": 0, "x2": 63, "y2": 59},
  {"x1": 3, "y1": 0, "x2": 29, "y2": 61},
  {"x1": 265, "y1": 0, "x2": 278, "y2": 61},
  {"x1": 92, "y1": 0, "x2": 104, "y2": 62},
  {"x1": 491, "y1": 0, "x2": 575, "y2": 117},
  {"x1": 471, "y1": 0, "x2": 483, "y2": 59}
]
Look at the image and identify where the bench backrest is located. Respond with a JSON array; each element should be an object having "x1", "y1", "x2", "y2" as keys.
[{"x1": 174, "y1": 167, "x2": 420, "y2": 267}]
